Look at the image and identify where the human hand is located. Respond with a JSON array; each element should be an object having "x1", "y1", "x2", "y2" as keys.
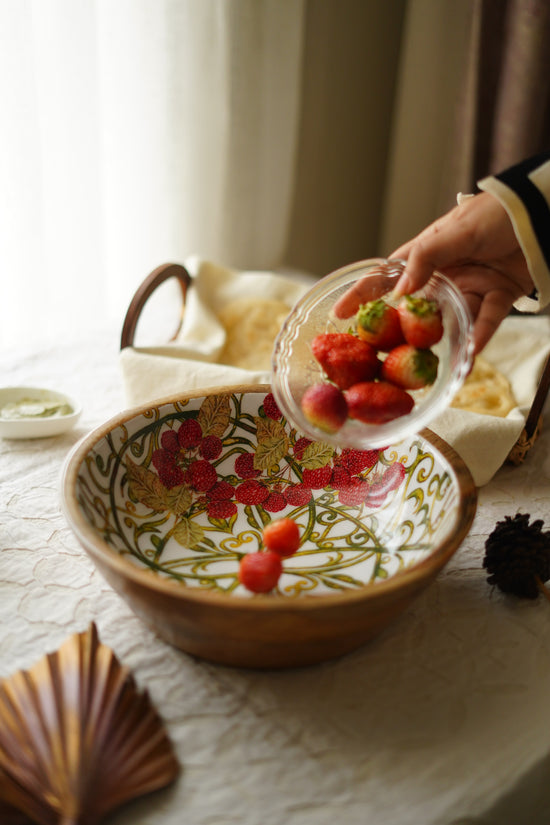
[{"x1": 334, "y1": 192, "x2": 534, "y2": 354}]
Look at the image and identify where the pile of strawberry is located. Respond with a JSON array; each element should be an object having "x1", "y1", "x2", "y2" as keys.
[
  {"x1": 301, "y1": 293, "x2": 443, "y2": 433},
  {"x1": 238, "y1": 518, "x2": 300, "y2": 593}
]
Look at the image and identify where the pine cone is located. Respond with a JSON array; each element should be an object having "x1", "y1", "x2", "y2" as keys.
[{"x1": 483, "y1": 513, "x2": 550, "y2": 599}]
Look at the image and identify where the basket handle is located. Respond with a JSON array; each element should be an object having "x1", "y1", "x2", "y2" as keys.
[
  {"x1": 120, "y1": 262, "x2": 192, "y2": 350},
  {"x1": 508, "y1": 350, "x2": 550, "y2": 465}
]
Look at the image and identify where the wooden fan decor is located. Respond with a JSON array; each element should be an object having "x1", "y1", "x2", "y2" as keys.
[{"x1": 0, "y1": 623, "x2": 179, "y2": 825}]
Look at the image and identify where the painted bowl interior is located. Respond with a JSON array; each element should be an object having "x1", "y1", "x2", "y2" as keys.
[
  {"x1": 272, "y1": 258, "x2": 474, "y2": 449},
  {"x1": 63, "y1": 387, "x2": 474, "y2": 601}
]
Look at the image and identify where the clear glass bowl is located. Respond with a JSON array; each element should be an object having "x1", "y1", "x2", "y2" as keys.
[{"x1": 272, "y1": 258, "x2": 474, "y2": 449}]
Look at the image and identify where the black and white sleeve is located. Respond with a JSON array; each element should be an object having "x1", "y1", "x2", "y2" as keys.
[{"x1": 477, "y1": 152, "x2": 550, "y2": 312}]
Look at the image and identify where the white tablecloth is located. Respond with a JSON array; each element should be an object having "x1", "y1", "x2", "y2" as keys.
[{"x1": 2, "y1": 327, "x2": 550, "y2": 825}]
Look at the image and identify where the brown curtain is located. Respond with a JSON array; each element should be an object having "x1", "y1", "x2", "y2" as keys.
[{"x1": 442, "y1": 0, "x2": 550, "y2": 211}]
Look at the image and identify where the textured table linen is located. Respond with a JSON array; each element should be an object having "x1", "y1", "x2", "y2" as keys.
[{"x1": 2, "y1": 328, "x2": 550, "y2": 825}]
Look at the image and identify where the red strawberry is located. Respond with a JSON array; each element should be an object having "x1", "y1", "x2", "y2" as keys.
[
  {"x1": 301, "y1": 383, "x2": 348, "y2": 434},
  {"x1": 355, "y1": 299, "x2": 405, "y2": 351},
  {"x1": 345, "y1": 381, "x2": 414, "y2": 424},
  {"x1": 397, "y1": 294, "x2": 443, "y2": 348},
  {"x1": 381, "y1": 344, "x2": 439, "y2": 389},
  {"x1": 311, "y1": 332, "x2": 379, "y2": 389},
  {"x1": 239, "y1": 551, "x2": 282, "y2": 593},
  {"x1": 262, "y1": 518, "x2": 300, "y2": 557}
]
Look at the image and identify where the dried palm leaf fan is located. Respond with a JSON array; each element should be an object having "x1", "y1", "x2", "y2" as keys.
[{"x1": 0, "y1": 623, "x2": 179, "y2": 825}]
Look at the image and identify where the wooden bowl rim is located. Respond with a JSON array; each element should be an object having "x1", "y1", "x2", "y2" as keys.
[{"x1": 61, "y1": 384, "x2": 477, "y2": 612}]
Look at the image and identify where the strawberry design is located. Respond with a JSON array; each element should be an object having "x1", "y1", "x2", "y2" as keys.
[
  {"x1": 184, "y1": 459, "x2": 218, "y2": 492},
  {"x1": 160, "y1": 429, "x2": 180, "y2": 453},
  {"x1": 151, "y1": 449, "x2": 186, "y2": 489},
  {"x1": 293, "y1": 437, "x2": 313, "y2": 460},
  {"x1": 365, "y1": 462, "x2": 406, "y2": 507},
  {"x1": 301, "y1": 464, "x2": 333, "y2": 489},
  {"x1": 356, "y1": 299, "x2": 405, "y2": 351},
  {"x1": 178, "y1": 418, "x2": 203, "y2": 448},
  {"x1": 263, "y1": 392, "x2": 282, "y2": 420},
  {"x1": 207, "y1": 500, "x2": 238, "y2": 520},
  {"x1": 311, "y1": 332, "x2": 379, "y2": 389},
  {"x1": 397, "y1": 295, "x2": 443, "y2": 348},
  {"x1": 337, "y1": 477, "x2": 371, "y2": 506},
  {"x1": 331, "y1": 465, "x2": 352, "y2": 488},
  {"x1": 199, "y1": 434, "x2": 223, "y2": 460},
  {"x1": 284, "y1": 484, "x2": 312, "y2": 506},
  {"x1": 263, "y1": 491, "x2": 288, "y2": 513},
  {"x1": 345, "y1": 381, "x2": 414, "y2": 424},
  {"x1": 235, "y1": 452, "x2": 261, "y2": 479},
  {"x1": 235, "y1": 479, "x2": 269, "y2": 505},
  {"x1": 152, "y1": 459, "x2": 186, "y2": 489},
  {"x1": 208, "y1": 480, "x2": 234, "y2": 501},
  {"x1": 381, "y1": 344, "x2": 439, "y2": 389},
  {"x1": 339, "y1": 448, "x2": 380, "y2": 474}
]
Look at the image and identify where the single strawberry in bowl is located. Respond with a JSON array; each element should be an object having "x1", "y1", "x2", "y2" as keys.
[
  {"x1": 262, "y1": 518, "x2": 301, "y2": 557},
  {"x1": 397, "y1": 295, "x2": 443, "y2": 348},
  {"x1": 238, "y1": 551, "x2": 283, "y2": 593},
  {"x1": 310, "y1": 332, "x2": 379, "y2": 389},
  {"x1": 345, "y1": 381, "x2": 414, "y2": 424},
  {"x1": 301, "y1": 383, "x2": 348, "y2": 433},
  {"x1": 381, "y1": 344, "x2": 439, "y2": 390},
  {"x1": 355, "y1": 298, "x2": 405, "y2": 351}
]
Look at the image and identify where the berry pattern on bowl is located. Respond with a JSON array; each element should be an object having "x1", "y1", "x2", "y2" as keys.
[{"x1": 69, "y1": 389, "x2": 468, "y2": 597}]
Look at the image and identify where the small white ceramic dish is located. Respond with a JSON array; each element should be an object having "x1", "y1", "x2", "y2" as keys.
[
  {"x1": 272, "y1": 258, "x2": 474, "y2": 449},
  {"x1": 0, "y1": 386, "x2": 81, "y2": 439}
]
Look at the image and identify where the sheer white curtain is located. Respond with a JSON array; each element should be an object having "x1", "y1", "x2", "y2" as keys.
[
  {"x1": 0, "y1": 0, "x2": 470, "y2": 351},
  {"x1": 0, "y1": 0, "x2": 305, "y2": 349}
]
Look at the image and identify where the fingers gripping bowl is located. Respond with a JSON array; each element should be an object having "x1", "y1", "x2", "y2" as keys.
[
  {"x1": 271, "y1": 258, "x2": 475, "y2": 449},
  {"x1": 62, "y1": 386, "x2": 476, "y2": 669}
]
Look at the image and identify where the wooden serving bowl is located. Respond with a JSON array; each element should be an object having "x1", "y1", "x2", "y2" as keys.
[{"x1": 61, "y1": 385, "x2": 476, "y2": 669}]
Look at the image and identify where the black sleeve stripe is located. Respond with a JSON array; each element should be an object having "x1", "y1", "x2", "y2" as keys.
[{"x1": 495, "y1": 153, "x2": 550, "y2": 271}]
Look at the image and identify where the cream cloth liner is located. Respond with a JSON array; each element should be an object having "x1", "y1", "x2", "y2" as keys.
[
  {"x1": 120, "y1": 258, "x2": 550, "y2": 487},
  {"x1": 429, "y1": 314, "x2": 550, "y2": 486},
  {"x1": 120, "y1": 257, "x2": 312, "y2": 401}
]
